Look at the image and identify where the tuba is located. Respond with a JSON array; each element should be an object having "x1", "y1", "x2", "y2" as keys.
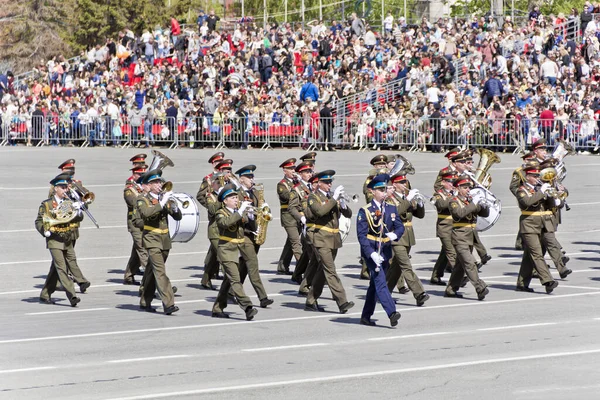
[
  {"x1": 552, "y1": 140, "x2": 575, "y2": 182},
  {"x1": 253, "y1": 183, "x2": 272, "y2": 245},
  {"x1": 473, "y1": 148, "x2": 501, "y2": 190},
  {"x1": 389, "y1": 154, "x2": 415, "y2": 176},
  {"x1": 149, "y1": 149, "x2": 175, "y2": 171}
]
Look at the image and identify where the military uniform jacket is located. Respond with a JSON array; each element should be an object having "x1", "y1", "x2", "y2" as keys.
[
  {"x1": 137, "y1": 193, "x2": 182, "y2": 250},
  {"x1": 206, "y1": 192, "x2": 221, "y2": 240},
  {"x1": 306, "y1": 190, "x2": 352, "y2": 250},
  {"x1": 288, "y1": 181, "x2": 312, "y2": 223},
  {"x1": 386, "y1": 192, "x2": 424, "y2": 247},
  {"x1": 357, "y1": 200, "x2": 404, "y2": 260},
  {"x1": 35, "y1": 198, "x2": 84, "y2": 249},
  {"x1": 432, "y1": 189, "x2": 454, "y2": 237},
  {"x1": 449, "y1": 195, "x2": 489, "y2": 246},
  {"x1": 277, "y1": 177, "x2": 297, "y2": 227},
  {"x1": 516, "y1": 184, "x2": 555, "y2": 234},
  {"x1": 124, "y1": 182, "x2": 143, "y2": 232},
  {"x1": 216, "y1": 207, "x2": 251, "y2": 262},
  {"x1": 48, "y1": 179, "x2": 87, "y2": 240},
  {"x1": 196, "y1": 172, "x2": 216, "y2": 209},
  {"x1": 434, "y1": 165, "x2": 456, "y2": 192},
  {"x1": 509, "y1": 167, "x2": 525, "y2": 197}
]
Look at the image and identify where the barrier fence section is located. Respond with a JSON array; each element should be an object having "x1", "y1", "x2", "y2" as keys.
[{"x1": 2, "y1": 113, "x2": 598, "y2": 154}]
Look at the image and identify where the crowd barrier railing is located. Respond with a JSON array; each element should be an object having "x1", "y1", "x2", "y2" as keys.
[{"x1": 1, "y1": 113, "x2": 598, "y2": 154}]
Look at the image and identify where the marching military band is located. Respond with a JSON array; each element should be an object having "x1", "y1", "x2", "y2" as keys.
[{"x1": 35, "y1": 139, "x2": 575, "y2": 327}]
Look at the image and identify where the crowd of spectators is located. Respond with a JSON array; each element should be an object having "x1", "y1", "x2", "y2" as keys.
[{"x1": 1, "y1": 3, "x2": 600, "y2": 153}]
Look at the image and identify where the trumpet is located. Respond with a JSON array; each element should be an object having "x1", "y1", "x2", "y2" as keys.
[
  {"x1": 340, "y1": 193, "x2": 360, "y2": 203},
  {"x1": 161, "y1": 181, "x2": 190, "y2": 209}
]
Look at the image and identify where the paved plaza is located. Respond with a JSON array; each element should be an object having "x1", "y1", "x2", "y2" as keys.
[{"x1": 1, "y1": 147, "x2": 599, "y2": 400}]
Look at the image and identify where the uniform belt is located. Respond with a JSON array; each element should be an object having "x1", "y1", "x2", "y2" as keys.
[
  {"x1": 306, "y1": 223, "x2": 339, "y2": 233},
  {"x1": 49, "y1": 223, "x2": 78, "y2": 232},
  {"x1": 219, "y1": 236, "x2": 245, "y2": 243},
  {"x1": 437, "y1": 214, "x2": 452, "y2": 220},
  {"x1": 453, "y1": 223, "x2": 476, "y2": 228},
  {"x1": 143, "y1": 226, "x2": 169, "y2": 234},
  {"x1": 280, "y1": 205, "x2": 289, "y2": 209},
  {"x1": 521, "y1": 210, "x2": 553, "y2": 216},
  {"x1": 366, "y1": 234, "x2": 390, "y2": 243}
]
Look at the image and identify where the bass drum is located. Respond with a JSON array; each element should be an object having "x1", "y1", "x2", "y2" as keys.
[
  {"x1": 339, "y1": 214, "x2": 352, "y2": 242},
  {"x1": 168, "y1": 193, "x2": 200, "y2": 243},
  {"x1": 469, "y1": 187, "x2": 501, "y2": 232}
]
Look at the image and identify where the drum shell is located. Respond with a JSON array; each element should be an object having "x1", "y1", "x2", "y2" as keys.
[
  {"x1": 469, "y1": 187, "x2": 501, "y2": 232},
  {"x1": 168, "y1": 193, "x2": 200, "y2": 243}
]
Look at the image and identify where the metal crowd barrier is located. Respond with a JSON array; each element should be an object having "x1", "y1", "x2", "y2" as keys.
[{"x1": 1, "y1": 113, "x2": 597, "y2": 154}]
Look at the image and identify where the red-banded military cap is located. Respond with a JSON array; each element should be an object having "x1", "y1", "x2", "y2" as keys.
[
  {"x1": 58, "y1": 159, "x2": 76, "y2": 170},
  {"x1": 440, "y1": 170, "x2": 457, "y2": 181},
  {"x1": 300, "y1": 152, "x2": 317, "y2": 163},
  {"x1": 130, "y1": 164, "x2": 148, "y2": 174},
  {"x1": 209, "y1": 152, "x2": 225, "y2": 164},
  {"x1": 454, "y1": 174, "x2": 473, "y2": 187},
  {"x1": 295, "y1": 161, "x2": 314, "y2": 173},
  {"x1": 531, "y1": 138, "x2": 547, "y2": 150},
  {"x1": 390, "y1": 172, "x2": 408, "y2": 183},
  {"x1": 129, "y1": 154, "x2": 147, "y2": 164},
  {"x1": 279, "y1": 158, "x2": 297, "y2": 169},
  {"x1": 450, "y1": 151, "x2": 473, "y2": 163},
  {"x1": 308, "y1": 175, "x2": 319, "y2": 184},
  {"x1": 521, "y1": 151, "x2": 536, "y2": 160},
  {"x1": 215, "y1": 159, "x2": 233, "y2": 171},
  {"x1": 444, "y1": 147, "x2": 462, "y2": 159},
  {"x1": 523, "y1": 162, "x2": 541, "y2": 175}
]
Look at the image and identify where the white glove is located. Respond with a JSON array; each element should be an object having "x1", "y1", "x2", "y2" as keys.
[
  {"x1": 554, "y1": 198, "x2": 561, "y2": 206},
  {"x1": 385, "y1": 232, "x2": 398, "y2": 241},
  {"x1": 540, "y1": 183, "x2": 551, "y2": 194},
  {"x1": 159, "y1": 191, "x2": 173, "y2": 208},
  {"x1": 332, "y1": 185, "x2": 344, "y2": 200},
  {"x1": 72, "y1": 201, "x2": 83, "y2": 210},
  {"x1": 370, "y1": 252, "x2": 383, "y2": 267},
  {"x1": 300, "y1": 216, "x2": 307, "y2": 225},
  {"x1": 238, "y1": 200, "x2": 252, "y2": 215},
  {"x1": 262, "y1": 202, "x2": 269, "y2": 209},
  {"x1": 406, "y1": 189, "x2": 419, "y2": 201},
  {"x1": 44, "y1": 231, "x2": 51, "y2": 238}
]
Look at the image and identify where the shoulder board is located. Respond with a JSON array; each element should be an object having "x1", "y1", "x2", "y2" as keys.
[
  {"x1": 361, "y1": 204, "x2": 371, "y2": 212},
  {"x1": 439, "y1": 166, "x2": 450, "y2": 173}
]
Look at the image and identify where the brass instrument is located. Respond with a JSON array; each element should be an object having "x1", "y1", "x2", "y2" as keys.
[
  {"x1": 538, "y1": 167, "x2": 568, "y2": 201},
  {"x1": 68, "y1": 184, "x2": 99, "y2": 228},
  {"x1": 149, "y1": 149, "x2": 175, "y2": 171},
  {"x1": 552, "y1": 140, "x2": 575, "y2": 182},
  {"x1": 253, "y1": 183, "x2": 272, "y2": 245},
  {"x1": 340, "y1": 193, "x2": 360, "y2": 203},
  {"x1": 161, "y1": 181, "x2": 190, "y2": 209},
  {"x1": 42, "y1": 199, "x2": 78, "y2": 232},
  {"x1": 473, "y1": 148, "x2": 501, "y2": 189}
]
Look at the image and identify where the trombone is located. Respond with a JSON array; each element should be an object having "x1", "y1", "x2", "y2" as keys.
[
  {"x1": 68, "y1": 184, "x2": 99, "y2": 228},
  {"x1": 161, "y1": 181, "x2": 190, "y2": 209}
]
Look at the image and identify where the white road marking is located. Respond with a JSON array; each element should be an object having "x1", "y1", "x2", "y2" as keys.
[
  {"x1": 516, "y1": 384, "x2": 600, "y2": 394},
  {"x1": 477, "y1": 322, "x2": 557, "y2": 332},
  {"x1": 26, "y1": 307, "x2": 110, "y2": 316},
  {"x1": 107, "y1": 355, "x2": 190, "y2": 364},
  {"x1": 242, "y1": 343, "x2": 328, "y2": 352},
  {"x1": 0, "y1": 366, "x2": 57, "y2": 374},
  {"x1": 104, "y1": 348, "x2": 600, "y2": 399},
  {"x1": 2, "y1": 290, "x2": 600, "y2": 345},
  {"x1": 368, "y1": 332, "x2": 452, "y2": 341}
]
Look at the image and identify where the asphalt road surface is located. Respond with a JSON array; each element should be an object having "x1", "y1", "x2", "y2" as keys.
[{"x1": 1, "y1": 147, "x2": 599, "y2": 400}]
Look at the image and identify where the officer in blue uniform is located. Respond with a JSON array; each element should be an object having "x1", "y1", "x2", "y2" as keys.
[{"x1": 357, "y1": 174, "x2": 404, "y2": 327}]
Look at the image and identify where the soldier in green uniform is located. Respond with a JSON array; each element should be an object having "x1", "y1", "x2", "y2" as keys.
[
  {"x1": 200, "y1": 173, "x2": 224, "y2": 290},
  {"x1": 137, "y1": 170, "x2": 182, "y2": 315},
  {"x1": 276, "y1": 158, "x2": 300, "y2": 275},
  {"x1": 304, "y1": 170, "x2": 355, "y2": 314},
  {"x1": 296, "y1": 174, "x2": 322, "y2": 296},
  {"x1": 540, "y1": 159, "x2": 572, "y2": 279},
  {"x1": 444, "y1": 174, "x2": 490, "y2": 300},
  {"x1": 288, "y1": 162, "x2": 315, "y2": 289},
  {"x1": 123, "y1": 164, "x2": 148, "y2": 285},
  {"x1": 433, "y1": 147, "x2": 461, "y2": 192},
  {"x1": 515, "y1": 164, "x2": 559, "y2": 293},
  {"x1": 510, "y1": 151, "x2": 536, "y2": 250},
  {"x1": 49, "y1": 159, "x2": 91, "y2": 293},
  {"x1": 36, "y1": 173, "x2": 84, "y2": 306},
  {"x1": 234, "y1": 164, "x2": 274, "y2": 308},
  {"x1": 197, "y1": 152, "x2": 226, "y2": 284},
  {"x1": 385, "y1": 172, "x2": 430, "y2": 306},
  {"x1": 430, "y1": 170, "x2": 457, "y2": 285},
  {"x1": 211, "y1": 184, "x2": 259, "y2": 321}
]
